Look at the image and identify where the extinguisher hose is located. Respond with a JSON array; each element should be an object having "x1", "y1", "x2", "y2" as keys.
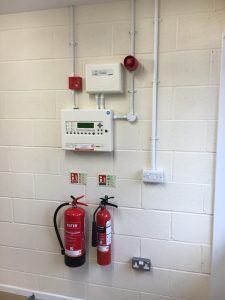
[
  {"x1": 92, "y1": 206, "x2": 100, "y2": 247},
  {"x1": 53, "y1": 202, "x2": 70, "y2": 255}
]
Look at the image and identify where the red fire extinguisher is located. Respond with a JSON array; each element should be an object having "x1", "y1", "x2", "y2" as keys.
[
  {"x1": 92, "y1": 195, "x2": 118, "y2": 266},
  {"x1": 53, "y1": 195, "x2": 88, "y2": 267}
]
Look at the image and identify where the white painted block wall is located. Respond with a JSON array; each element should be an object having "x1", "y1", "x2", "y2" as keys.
[{"x1": 0, "y1": 0, "x2": 224, "y2": 299}]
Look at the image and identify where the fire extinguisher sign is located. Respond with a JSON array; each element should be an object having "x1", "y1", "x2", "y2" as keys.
[
  {"x1": 99, "y1": 174, "x2": 106, "y2": 185},
  {"x1": 70, "y1": 172, "x2": 87, "y2": 185},
  {"x1": 98, "y1": 174, "x2": 116, "y2": 187}
]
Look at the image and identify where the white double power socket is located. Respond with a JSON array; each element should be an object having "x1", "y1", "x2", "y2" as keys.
[{"x1": 142, "y1": 169, "x2": 164, "y2": 183}]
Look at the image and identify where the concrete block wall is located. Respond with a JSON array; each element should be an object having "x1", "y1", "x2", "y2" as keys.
[{"x1": 0, "y1": 0, "x2": 224, "y2": 299}]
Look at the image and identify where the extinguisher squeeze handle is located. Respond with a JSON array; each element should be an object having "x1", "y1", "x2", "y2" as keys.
[
  {"x1": 100, "y1": 195, "x2": 118, "y2": 208},
  {"x1": 100, "y1": 195, "x2": 115, "y2": 202},
  {"x1": 70, "y1": 195, "x2": 88, "y2": 207}
]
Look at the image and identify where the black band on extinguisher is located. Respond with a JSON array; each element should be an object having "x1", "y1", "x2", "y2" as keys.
[
  {"x1": 53, "y1": 202, "x2": 70, "y2": 255},
  {"x1": 97, "y1": 226, "x2": 106, "y2": 233}
]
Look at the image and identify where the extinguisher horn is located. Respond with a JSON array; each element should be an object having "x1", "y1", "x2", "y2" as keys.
[{"x1": 92, "y1": 205, "x2": 100, "y2": 247}]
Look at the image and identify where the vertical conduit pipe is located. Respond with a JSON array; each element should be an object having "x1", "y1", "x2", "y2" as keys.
[
  {"x1": 113, "y1": 0, "x2": 137, "y2": 121},
  {"x1": 95, "y1": 94, "x2": 100, "y2": 110},
  {"x1": 70, "y1": 6, "x2": 77, "y2": 109},
  {"x1": 100, "y1": 94, "x2": 105, "y2": 110},
  {"x1": 151, "y1": 0, "x2": 159, "y2": 170},
  {"x1": 129, "y1": 0, "x2": 136, "y2": 119}
]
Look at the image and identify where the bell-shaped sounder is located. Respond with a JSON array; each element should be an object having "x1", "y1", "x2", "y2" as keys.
[{"x1": 123, "y1": 55, "x2": 139, "y2": 71}]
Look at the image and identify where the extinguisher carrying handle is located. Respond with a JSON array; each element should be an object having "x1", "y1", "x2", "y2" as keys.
[
  {"x1": 53, "y1": 202, "x2": 70, "y2": 255},
  {"x1": 99, "y1": 196, "x2": 118, "y2": 208},
  {"x1": 100, "y1": 195, "x2": 115, "y2": 202}
]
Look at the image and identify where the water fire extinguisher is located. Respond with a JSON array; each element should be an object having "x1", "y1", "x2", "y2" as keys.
[
  {"x1": 92, "y1": 195, "x2": 118, "y2": 266},
  {"x1": 53, "y1": 195, "x2": 88, "y2": 267}
]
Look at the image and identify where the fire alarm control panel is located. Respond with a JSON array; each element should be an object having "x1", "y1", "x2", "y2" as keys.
[
  {"x1": 61, "y1": 109, "x2": 113, "y2": 152},
  {"x1": 85, "y1": 63, "x2": 123, "y2": 94}
]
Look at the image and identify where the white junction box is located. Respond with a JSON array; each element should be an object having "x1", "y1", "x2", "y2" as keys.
[
  {"x1": 85, "y1": 63, "x2": 123, "y2": 94},
  {"x1": 61, "y1": 109, "x2": 113, "y2": 152}
]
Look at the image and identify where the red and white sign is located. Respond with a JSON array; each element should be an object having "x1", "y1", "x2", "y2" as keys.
[
  {"x1": 99, "y1": 174, "x2": 106, "y2": 186},
  {"x1": 71, "y1": 173, "x2": 78, "y2": 184}
]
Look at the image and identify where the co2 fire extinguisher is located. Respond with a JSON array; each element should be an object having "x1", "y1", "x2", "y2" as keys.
[
  {"x1": 92, "y1": 195, "x2": 118, "y2": 266},
  {"x1": 53, "y1": 195, "x2": 88, "y2": 267}
]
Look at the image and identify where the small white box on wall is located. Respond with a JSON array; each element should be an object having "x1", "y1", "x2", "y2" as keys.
[{"x1": 85, "y1": 63, "x2": 123, "y2": 94}]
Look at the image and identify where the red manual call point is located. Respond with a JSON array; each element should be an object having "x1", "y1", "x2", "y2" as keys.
[
  {"x1": 68, "y1": 76, "x2": 82, "y2": 91},
  {"x1": 123, "y1": 55, "x2": 139, "y2": 71}
]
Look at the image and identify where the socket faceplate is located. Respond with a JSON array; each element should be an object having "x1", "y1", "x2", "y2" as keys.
[
  {"x1": 142, "y1": 169, "x2": 164, "y2": 183},
  {"x1": 132, "y1": 257, "x2": 151, "y2": 271}
]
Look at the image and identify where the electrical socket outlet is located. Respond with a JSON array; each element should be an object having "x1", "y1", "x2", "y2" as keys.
[
  {"x1": 142, "y1": 169, "x2": 164, "y2": 183},
  {"x1": 132, "y1": 257, "x2": 151, "y2": 271}
]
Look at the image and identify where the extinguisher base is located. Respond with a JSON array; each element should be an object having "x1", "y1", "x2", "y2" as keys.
[{"x1": 64, "y1": 254, "x2": 85, "y2": 267}]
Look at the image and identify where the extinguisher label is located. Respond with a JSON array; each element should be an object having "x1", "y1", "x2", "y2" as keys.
[
  {"x1": 65, "y1": 221, "x2": 84, "y2": 257},
  {"x1": 65, "y1": 249, "x2": 82, "y2": 257},
  {"x1": 106, "y1": 220, "x2": 111, "y2": 245},
  {"x1": 98, "y1": 220, "x2": 111, "y2": 248},
  {"x1": 106, "y1": 233, "x2": 111, "y2": 245},
  {"x1": 66, "y1": 222, "x2": 81, "y2": 230},
  {"x1": 98, "y1": 245, "x2": 109, "y2": 252},
  {"x1": 106, "y1": 220, "x2": 111, "y2": 234}
]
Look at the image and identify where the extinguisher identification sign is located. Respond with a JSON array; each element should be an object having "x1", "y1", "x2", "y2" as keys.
[
  {"x1": 98, "y1": 174, "x2": 116, "y2": 187},
  {"x1": 70, "y1": 172, "x2": 87, "y2": 185}
]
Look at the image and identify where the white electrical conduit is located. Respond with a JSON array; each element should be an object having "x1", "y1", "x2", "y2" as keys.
[
  {"x1": 113, "y1": 115, "x2": 127, "y2": 120},
  {"x1": 70, "y1": 6, "x2": 77, "y2": 109},
  {"x1": 95, "y1": 94, "x2": 100, "y2": 110},
  {"x1": 151, "y1": 0, "x2": 159, "y2": 170},
  {"x1": 129, "y1": 0, "x2": 136, "y2": 117},
  {"x1": 113, "y1": 0, "x2": 137, "y2": 122},
  {"x1": 100, "y1": 94, "x2": 105, "y2": 110}
]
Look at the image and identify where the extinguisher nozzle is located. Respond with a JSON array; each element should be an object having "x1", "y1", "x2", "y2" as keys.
[{"x1": 92, "y1": 221, "x2": 98, "y2": 247}]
